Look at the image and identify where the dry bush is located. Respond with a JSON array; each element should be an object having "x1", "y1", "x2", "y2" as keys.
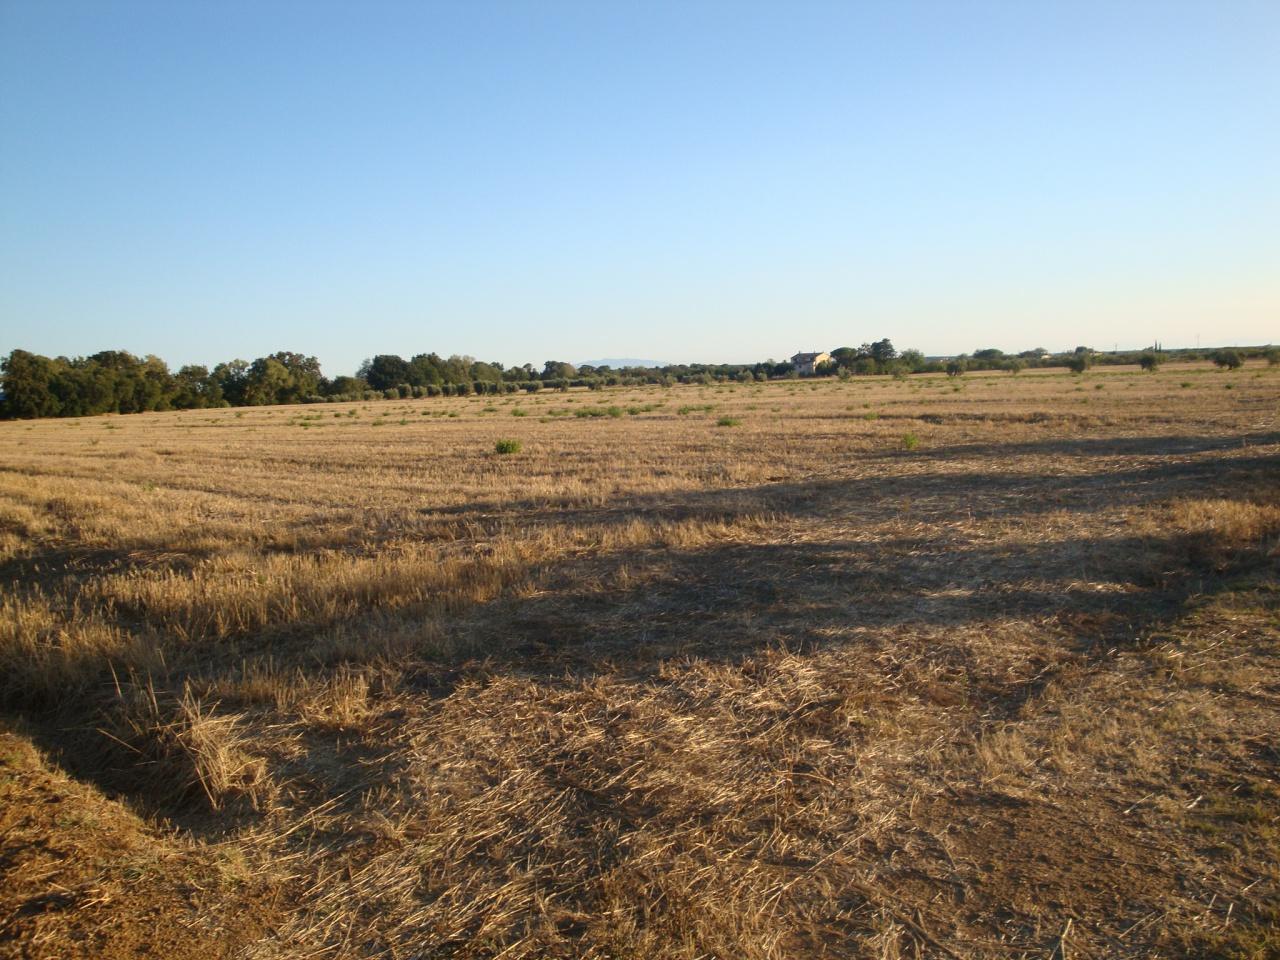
[
  {"x1": 297, "y1": 668, "x2": 374, "y2": 732},
  {"x1": 1167, "y1": 496, "x2": 1280, "y2": 569},
  {"x1": 103, "y1": 678, "x2": 273, "y2": 812},
  {"x1": 0, "y1": 591, "x2": 144, "y2": 706}
]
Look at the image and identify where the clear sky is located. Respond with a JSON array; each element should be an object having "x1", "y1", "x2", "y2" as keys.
[{"x1": 1, "y1": 0, "x2": 1277, "y2": 374}]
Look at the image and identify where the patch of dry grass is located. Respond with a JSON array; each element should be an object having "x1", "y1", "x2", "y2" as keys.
[{"x1": 1, "y1": 362, "x2": 1278, "y2": 958}]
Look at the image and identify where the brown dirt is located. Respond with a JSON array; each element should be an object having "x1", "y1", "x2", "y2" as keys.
[{"x1": 0, "y1": 728, "x2": 278, "y2": 959}]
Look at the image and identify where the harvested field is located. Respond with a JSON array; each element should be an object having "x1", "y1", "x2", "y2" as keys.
[{"x1": 1, "y1": 362, "x2": 1278, "y2": 958}]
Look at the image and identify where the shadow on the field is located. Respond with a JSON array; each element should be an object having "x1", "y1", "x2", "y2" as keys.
[
  {"x1": 868, "y1": 429, "x2": 1280, "y2": 462},
  {"x1": 457, "y1": 522, "x2": 1276, "y2": 676},
  {"x1": 410, "y1": 445, "x2": 1279, "y2": 531},
  {"x1": 6, "y1": 434, "x2": 1278, "y2": 837}
]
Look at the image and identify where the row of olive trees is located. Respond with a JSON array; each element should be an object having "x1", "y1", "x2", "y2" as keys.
[
  {"x1": 1071, "y1": 346, "x2": 1270, "y2": 374},
  {"x1": 4, "y1": 342, "x2": 1275, "y2": 419},
  {"x1": 940, "y1": 345, "x2": 1277, "y2": 376}
]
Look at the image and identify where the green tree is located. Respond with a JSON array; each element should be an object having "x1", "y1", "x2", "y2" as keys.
[
  {"x1": 135, "y1": 355, "x2": 177, "y2": 411},
  {"x1": 0, "y1": 349, "x2": 62, "y2": 418},
  {"x1": 174, "y1": 365, "x2": 223, "y2": 408},
  {"x1": 504, "y1": 363, "x2": 536, "y2": 382},
  {"x1": 541, "y1": 360, "x2": 577, "y2": 381},
  {"x1": 443, "y1": 355, "x2": 473, "y2": 383},
  {"x1": 899, "y1": 349, "x2": 926, "y2": 372},
  {"x1": 86, "y1": 350, "x2": 146, "y2": 413},
  {"x1": 408, "y1": 353, "x2": 445, "y2": 386},
  {"x1": 266, "y1": 352, "x2": 323, "y2": 401},
  {"x1": 243, "y1": 357, "x2": 292, "y2": 406},
  {"x1": 60, "y1": 357, "x2": 113, "y2": 415},
  {"x1": 870, "y1": 339, "x2": 897, "y2": 369},
  {"x1": 326, "y1": 375, "x2": 368, "y2": 397},
  {"x1": 1212, "y1": 349, "x2": 1242, "y2": 370},
  {"x1": 358, "y1": 355, "x2": 411, "y2": 391},
  {"x1": 213, "y1": 360, "x2": 250, "y2": 405},
  {"x1": 829, "y1": 347, "x2": 860, "y2": 368},
  {"x1": 469, "y1": 361, "x2": 503, "y2": 383}
]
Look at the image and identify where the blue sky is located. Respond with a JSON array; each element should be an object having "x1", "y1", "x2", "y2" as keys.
[{"x1": 1, "y1": 0, "x2": 1276, "y2": 374}]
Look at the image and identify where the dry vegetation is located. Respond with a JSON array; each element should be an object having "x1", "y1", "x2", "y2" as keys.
[{"x1": 1, "y1": 362, "x2": 1278, "y2": 959}]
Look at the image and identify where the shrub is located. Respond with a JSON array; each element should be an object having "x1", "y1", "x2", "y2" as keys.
[
  {"x1": 901, "y1": 432, "x2": 920, "y2": 450},
  {"x1": 1265, "y1": 346, "x2": 1280, "y2": 366},
  {"x1": 1066, "y1": 354, "x2": 1091, "y2": 374},
  {"x1": 382, "y1": 388, "x2": 398, "y2": 400},
  {"x1": 524, "y1": 381, "x2": 542, "y2": 393},
  {"x1": 716, "y1": 417, "x2": 741, "y2": 427},
  {"x1": 494, "y1": 439, "x2": 522, "y2": 455},
  {"x1": 1139, "y1": 352, "x2": 1162, "y2": 371},
  {"x1": 573, "y1": 406, "x2": 623, "y2": 418},
  {"x1": 104, "y1": 683, "x2": 271, "y2": 812},
  {"x1": 945, "y1": 360, "x2": 966, "y2": 378},
  {"x1": 1212, "y1": 349, "x2": 1243, "y2": 370}
]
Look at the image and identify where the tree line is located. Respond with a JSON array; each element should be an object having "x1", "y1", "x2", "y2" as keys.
[{"x1": 1, "y1": 341, "x2": 1274, "y2": 420}]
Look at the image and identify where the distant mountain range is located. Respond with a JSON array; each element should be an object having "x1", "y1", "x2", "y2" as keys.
[{"x1": 577, "y1": 358, "x2": 667, "y2": 368}]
